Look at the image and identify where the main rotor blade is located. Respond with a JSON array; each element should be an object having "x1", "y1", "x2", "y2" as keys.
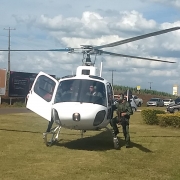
[
  {"x1": 94, "y1": 27, "x2": 180, "y2": 49},
  {"x1": 100, "y1": 50, "x2": 176, "y2": 63},
  {"x1": 0, "y1": 48, "x2": 72, "y2": 52}
]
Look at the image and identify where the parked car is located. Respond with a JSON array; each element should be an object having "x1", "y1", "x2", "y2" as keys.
[
  {"x1": 167, "y1": 97, "x2": 180, "y2": 113},
  {"x1": 146, "y1": 98, "x2": 164, "y2": 107},
  {"x1": 132, "y1": 95, "x2": 143, "y2": 107},
  {"x1": 163, "y1": 99, "x2": 175, "y2": 106},
  {"x1": 130, "y1": 98, "x2": 138, "y2": 112}
]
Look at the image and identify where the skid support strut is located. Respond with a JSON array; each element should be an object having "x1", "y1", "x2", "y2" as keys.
[
  {"x1": 43, "y1": 125, "x2": 61, "y2": 146},
  {"x1": 105, "y1": 126, "x2": 120, "y2": 150}
]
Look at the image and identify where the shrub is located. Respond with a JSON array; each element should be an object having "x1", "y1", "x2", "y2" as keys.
[
  {"x1": 0, "y1": 102, "x2": 10, "y2": 107},
  {"x1": 157, "y1": 114, "x2": 180, "y2": 128},
  {"x1": 141, "y1": 109, "x2": 166, "y2": 125},
  {"x1": 12, "y1": 102, "x2": 26, "y2": 107}
]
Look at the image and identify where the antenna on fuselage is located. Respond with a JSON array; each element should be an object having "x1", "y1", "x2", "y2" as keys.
[{"x1": 100, "y1": 61, "x2": 103, "y2": 77}]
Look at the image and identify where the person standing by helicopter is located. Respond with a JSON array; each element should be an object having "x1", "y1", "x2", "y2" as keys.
[
  {"x1": 43, "y1": 86, "x2": 55, "y2": 133},
  {"x1": 110, "y1": 93, "x2": 133, "y2": 148}
]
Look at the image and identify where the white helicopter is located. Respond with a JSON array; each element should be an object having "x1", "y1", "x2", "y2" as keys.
[{"x1": 1, "y1": 26, "x2": 180, "y2": 149}]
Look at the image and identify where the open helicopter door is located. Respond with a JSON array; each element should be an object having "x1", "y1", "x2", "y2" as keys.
[
  {"x1": 106, "y1": 83, "x2": 114, "y2": 119},
  {"x1": 26, "y1": 72, "x2": 59, "y2": 121}
]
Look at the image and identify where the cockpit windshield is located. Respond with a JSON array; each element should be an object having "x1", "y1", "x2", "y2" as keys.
[{"x1": 54, "y1": 79, "x2": 107, "y2": 107}]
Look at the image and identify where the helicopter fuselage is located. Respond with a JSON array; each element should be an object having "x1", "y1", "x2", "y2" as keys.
[
  {"x1": 51, "y1": 74, "x2": 113, "y2": 130},
  {"x1": 26, "y1": 68, "x2": 114, "y2": 131},
  {"x1": 52, "y1": 102, "x2": 109, "y2": 130}
]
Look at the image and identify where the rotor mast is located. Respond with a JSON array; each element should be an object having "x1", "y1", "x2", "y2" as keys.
[
  {"x1": 81, "y1": 45, "x2": 95, "y2": 66},
  {"x1": 83, "y1": 53, "x2": 94, "y2": 66}
]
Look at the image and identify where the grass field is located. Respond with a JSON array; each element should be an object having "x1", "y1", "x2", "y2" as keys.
[{"x1": 0, "y1": 109, "x2": 180, "y2": 180}]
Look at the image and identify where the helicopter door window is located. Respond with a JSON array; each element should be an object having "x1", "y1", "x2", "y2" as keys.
[{"x1": 34, "y1": 75, "x2": 56, "y2": 102}]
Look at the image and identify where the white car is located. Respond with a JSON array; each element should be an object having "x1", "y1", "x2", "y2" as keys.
[
  {"x1": 132, "y1": 95, "x2": 143, "y2": 107},
  {"x1": 130, "y1": 98, "x2": 138, "y2": 112},
  {"x1": 163, "y1": 99, "x2": 175, "y2": 106}
]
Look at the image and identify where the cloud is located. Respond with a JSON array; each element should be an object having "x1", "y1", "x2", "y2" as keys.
[
  {"x1": 149, "y1": 70, "x2": 179, "y2": 77},
  {"x1": 162, "y1": 79, "x2": 179, "y2": 85},
  {"x1": 38, "y1": 15, "x2": 82, "y2": 32},
  {"x1": 0, "y1": 1, "x2": 180, "y2": 93},
  {"x1": 151, "y1": 0, "x2": 180, "y2": 8}
]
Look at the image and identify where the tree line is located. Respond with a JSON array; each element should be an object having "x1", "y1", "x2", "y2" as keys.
[{"x1": 113, "y1": 85, "x2": 176, "y2": 98}]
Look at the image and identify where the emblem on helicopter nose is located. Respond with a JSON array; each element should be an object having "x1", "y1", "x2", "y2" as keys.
[{"x1": 73, "y1": 113, "x2": 80, "y2": 121}]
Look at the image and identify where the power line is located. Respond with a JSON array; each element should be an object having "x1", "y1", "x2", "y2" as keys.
[
  {"x1": 148, "y1": 81, "x2": 153, "y2": 90},
  {"x1": 109, "y1": 69, "x2": 116, "y2": 87},
  {"x1": 3, "y1": 27, "x2": 16, "y2": 72}
]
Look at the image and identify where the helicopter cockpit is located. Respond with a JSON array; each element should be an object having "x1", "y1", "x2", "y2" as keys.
[{"x1": 54, "y1": 79, "x2": 107, "y2": 107}]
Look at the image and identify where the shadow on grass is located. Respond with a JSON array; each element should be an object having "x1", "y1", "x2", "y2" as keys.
[
  {"x1": 0, "y1": 128, "x2": 94, "y2": 136},
  {"x1": 115, "y1": 136, "x2": 152, "y2": 153},
  {"x1": 57, "y1": 132, "x2": 114, "y2": 151},
  {"x1": 127, "y1": 140, "x2": 152, "y2": 152},
  {"x1": 55, "y1": 130, "x2": 152, "y2": 152},
  {"x1": 138, "y1": 135, "x2": 180, "y2": 137},
  {"x1": 0, "y1": 128, "x2": 157, "y2": 152},
  {"x1": 0, "y1": 128, "x2": 41, "y2": 134}
]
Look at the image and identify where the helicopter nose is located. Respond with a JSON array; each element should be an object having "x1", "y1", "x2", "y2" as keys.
[{"x1": 72, "y1": 113, "x2": 80, "y2": 121}]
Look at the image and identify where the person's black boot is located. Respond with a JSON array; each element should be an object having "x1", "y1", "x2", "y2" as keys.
[{"x1": 112, "y1": 130, "x2": 119, "y2": 137}]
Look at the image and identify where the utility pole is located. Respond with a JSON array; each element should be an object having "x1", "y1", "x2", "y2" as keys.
[
  {"x1": 148, "y1": 82, "x2": 153, "y2": 90},
  {"x1": 109, "y1": 69, "x2": 116, "y2": 87},
  {"x1": 3, "y1": 27, "x2": 16, "y2": 72}
]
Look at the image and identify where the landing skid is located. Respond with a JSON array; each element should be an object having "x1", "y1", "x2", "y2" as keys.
[
  {"x1": 113, "y1": 136, "x2": 120, "y2": 149},
  {"x1": 42, "y1": 125, "x2": 119, "y2": 149},
  {"x1": 80, "y1": 130, "x2": 86, "y2": 138},
  {"x1": 43, "y1": 125, "x2": 61, "y2": 146},
  {"x1": 105, "y1": 127, "x2": 120, "y2": 150}
]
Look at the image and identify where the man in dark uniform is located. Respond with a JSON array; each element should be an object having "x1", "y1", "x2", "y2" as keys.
[{"x1": 110, "y1": 93, "x2": 133, "y2": 148}]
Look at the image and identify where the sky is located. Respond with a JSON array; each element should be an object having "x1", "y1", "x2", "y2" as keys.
[{"x1": 0, "y1": 0, "x2": 180, "y2": 94}]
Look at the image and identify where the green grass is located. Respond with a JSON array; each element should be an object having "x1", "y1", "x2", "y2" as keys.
[{"x1": 0, "y1": 111, "x2": 180, "y2": 180}]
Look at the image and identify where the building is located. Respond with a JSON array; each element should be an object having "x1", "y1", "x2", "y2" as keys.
[{"x1": 173, "y1": 85, "x2": 178, "y2": 96}]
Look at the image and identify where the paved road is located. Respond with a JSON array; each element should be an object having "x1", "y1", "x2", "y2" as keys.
[{"x1": 0, "y1": 107, "x2": 31, "y2": 114}]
